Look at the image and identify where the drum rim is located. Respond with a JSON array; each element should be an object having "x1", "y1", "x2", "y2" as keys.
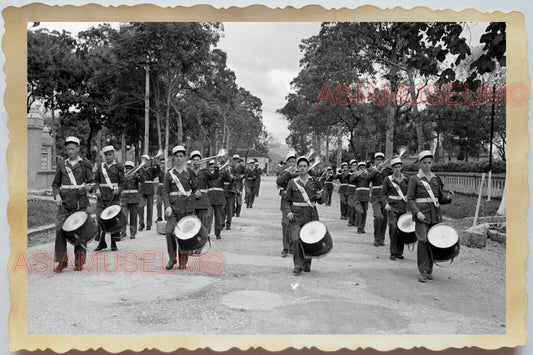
[
  {"x1": 428, "y1": 224, "x2": 459, "y2": 248},
  {"x1": 101, "y1": 204, "x2": 122, "y2": 220},
  {"x1": 62, "y1": 211, "x2": 88, "y2": 232},
  {"x1": 397, "y1": 213, "x2": 415, "y2": 233},
  {"x1": 300, "y1": 221, "x2": 327, "y2": 244},
  {"x1": 175, "y1": 216, "x2": 202, "y2": 240}
]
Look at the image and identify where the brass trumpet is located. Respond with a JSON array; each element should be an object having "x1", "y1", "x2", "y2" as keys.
[
  {"x1": 196, "y1": 148, "x2": 228, "y2": 165},
  {"x1": 125, "y1": 150, "x2": 163, "y2": 177},
  {"x1": 309, "y1": 156, "x2": 322, "y2": 171}
]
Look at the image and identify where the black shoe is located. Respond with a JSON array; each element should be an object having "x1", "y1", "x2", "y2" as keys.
[
  {"x1": 94, "y1": 243, "x2": 107, "y2": 252},
  {"x1": 166, "y1": 260, "x2": 177, "y2": 270},
  {"x1": 303, "y1": 266, "x2": 311, "y2": 272},
  {"x1": 54, "y1": 262, "x2": 68, "y2": 273},
  {"x1": 74, "y1": 264, "x2": 84, "y2": 272},
  {"x1": 236, "y1": 214, "x2": 240, "y2": 217},
  {"x1": 389, "y1": 254, "x2": 396, "y2": 260},
  {"x1": 293, "y1": 268, "x2": 302, "y2": 274},
  {"x1": 111, "y1": 245, "x2": 118, "y2": 251},
  {"x1": 216, "y1": 235, "x2": 221, "y2": 240},
  {"x1": 373, "y1": 242, "x2": 379, "y2": 247},
  {"x1": 281, "y1": 249, "x2": 288, "y2": 257},
  {"x1": 426, "y1": 274, "x2": 433, "y2": 280},
  {"x1": 177, "y1": 264, "x2": 187, "y2": 270},
  {"x1": 225, "y1": 226, "x2": 231, "y2": 230},
  {"x1": 139, "y1": 224, "x2": 145, "y2": 231},
  {"x1": 146, "y1": 226, "x2": 151, "y2": 231},
  {"x1": 156, "y1": 217, "x2": 162, "y2": 222},
  {"x1": 378, "y1": 242, "x2": 385, "y2": 246},
  {"x1": 418, "y1": 273, "x2": 427, "y2": 283},
  {"x1": 396, "y1": 255, "x2": 404, "y2": 259},
  {"x1": 130, "y1": 235, "x2": 136, "y2": 239}
]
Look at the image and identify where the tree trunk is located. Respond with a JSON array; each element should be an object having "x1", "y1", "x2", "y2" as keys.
[
  {"x1": 176, "y1": 109, "x2": 183, "y2": 144},
  {"x1": 156, "y1": 106, "x2": 162, "y2": 152},
  {"x1": 144, "y1": 65, "x2": 150, "y2": 156},
  {"x1": 336, "y1": 125, "x2": 342, "y2": 168},
  {"x1": 325, "y1": 134, "x2": 330, "y2": 164},
  {"x1": 407, "y1": 70, "x2": 425, "y2": 152},
  {"x1": 497, "y1": 182, "x2": 506, "y2": 215},
  {"x1": 385, "y1": 106, "x2": 395, "y2": 159}
]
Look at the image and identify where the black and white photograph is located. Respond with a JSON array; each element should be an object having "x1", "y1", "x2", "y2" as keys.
[{"x1": 8, "y1": 2, "x2": 527, "y2": 349}]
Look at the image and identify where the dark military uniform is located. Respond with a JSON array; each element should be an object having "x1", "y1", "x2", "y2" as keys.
[
  {"x1": 190, "y1": 167, "x2": 213, "y2": 235},
  {"x1": 52, "y1": 157, "x2": 94, "y2": 269},
  {"x1": 276, "y1": 169, "x2": 299, "y2": 255},
  {"x1": 138, "y1": 162, "x2": 161, "y2": 230},
  {"x1": 353, "y1": 171, "x2": 371, "y2": 233},
  {"x1": 94, "y1": 161, "x2": 125, "y2": 248},
  {"x1": 207, "y1": 167, "x2": 226, "y2": 238},
  {"x1": 121, "y1": 170, "x2": 144, "y2": 238},
  {"x1": 366, "y1": 167, "x2": 392, "y2": 246},
  {"x1": 223, "y1": 168, "x2": 236, "y2": 229},
  {"x1": 233, "y1": 164, "x2": 246, "y2": 217},
  {"x1": 334, "y1": 171, "x2": 350, "y2": 219},
  {"x1": 323, "y1": 171, "x2": 334, "y2": 206},
  {"x1": 155, "y1": 166, "x2": 166, "y2": 221},
  {"x1": 253, "y1": 166, "x2": 263, "y2": 198},
  {"x1": 244, "y1": 166, "x2": 257, "y2": 208},
  {"x1": 407, "y1": 173, "x2": 452, "y2": 277},
  {"x1": 162, "y1": 167, "x2": 198, "y2": 268},
  {"x1": 283, "y1": 175, "x2": 324, "y2": 272},
  {"x1": 382, "y1": 173, "x2": 409, "y2": 258},
  {"x1": 346, "y1": 175, "x2": 357, "y2": 226}
]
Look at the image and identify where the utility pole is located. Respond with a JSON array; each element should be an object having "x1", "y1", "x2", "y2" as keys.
[{"x1": 144, "y1": 64, "x2": 150, "y2": 156}]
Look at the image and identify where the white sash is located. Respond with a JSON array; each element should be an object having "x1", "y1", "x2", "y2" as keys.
[
  {"x1": 65, "y1": 164, "x2": 78, "y2": 187},
  {"x1": 419, "y1": 178, "x2": 439, "y2": 207},
  {"x1": 169, "y1": 169, "x2": 190, "y2": 196},
  {"x1": 388, "y1": 175, "x2": 407, "y2": 202},
  {"x1": 294, "y1": 177, "x2": 314, "y2": 207},
  {"x1": 101, "y1": 163, "x2": 113, "y2": 187}
]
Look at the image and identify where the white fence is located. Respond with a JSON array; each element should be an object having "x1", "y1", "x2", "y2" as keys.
[{"x1": 437, "y1": 172, "x2": 505, "y2": 198}]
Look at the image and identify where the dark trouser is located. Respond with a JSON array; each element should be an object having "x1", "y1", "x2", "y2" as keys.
[
  {"x1": 224, "y1": 194, "x2": 235, "y2": 227},
  {"x1": 165, "y1": 212, "x2": 194, "y2": 266},
  {"x1": 340, "y1": 192, "x2": 348, "y2": 218},
  {"x1": 415, "y1": 222, "x2": 434, "y2": 275},
  {"x1": 325, "y1": 185, "x2": 333, "y2": 206},
  {"x1": 212, "y1": 204, "x2": 224, "y2": 236},
  {"x1": 122, "y1": 202, "x2": 138, "y2": 237},
  {"x1": 245, "y1": 186, "x2": 255, "y2": 207},
  {"x1": 372, "y1": 201, "x2": 388, "y2": 244},
  {"x1": 355, "y1": 201, "x2": 369, "y2": 233},
  {"x1": 196, "y1": 208, "x2": 212, "y2": 235},
  {"x1": 156, "y1": 193, "x2": 163, "y2": 220},
  {"x1": 348, "y1": 203, "x2": 356, "y2": 225},
  {"x1": 281, "y1": 209, "x2": 291, "y2": 251},
  {"x1": 234, "y1": 192, "x2": 242, "y2": 216},
  {"x1": 387, "y1": 210, "x2": 405, "y2": 256},
  {"x1": 290, "y1": 206, "x2": 319, "y2": 270},
  {"x1": 138, "y1": 194, "x2": 154, "y2": 227},
  {"x1": 55, "y1": 205, "x2": 87, "y2": 267},
  {"x1": 96, "y1": 200, "x2": 120, "y2": 246}
]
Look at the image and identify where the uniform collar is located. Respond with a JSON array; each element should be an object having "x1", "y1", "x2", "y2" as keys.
[
  {"x1": 66, "y1": 156, "x2": 82, "y2": 165},
  {"x1": 418, "y1": 170, "x2": 435, "y2": 181},
  {"x1": 104, "y1": 160, "x2": 117, "y2": 168},
  {"x1": 173, "y1": 165, "x2": 187, "y2": 174}
]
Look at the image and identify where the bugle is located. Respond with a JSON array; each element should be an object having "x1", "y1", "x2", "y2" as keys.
[
  {"x1": 196, "y1": 149, "x2": 228, "y2": 165},
  {"x1": 309, "y1": 156, "x2": 322, "y2": 171},
  {"x1": 125, "y1": 150, "x2": 163, "y2": 177}
]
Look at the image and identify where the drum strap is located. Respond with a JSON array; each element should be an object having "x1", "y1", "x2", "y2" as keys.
[
  {"x1": 169, "y1": 170, "x2": 190, "y2": 196},
  {"x1": 420, "y1": 179, "x2": 439, "y2": 207},
  {"x1": 65, "y1": 165, "x2": 79, "y2": 187},
  {"x1": 101, "y1": 163, "x2": 114, "y2": 187},
  {"x1": 294, "y1": 177, "x2": 314, "y2": 207},
  {"x1": 388, "y1": 176, "x2": 407, "y2": 202}
]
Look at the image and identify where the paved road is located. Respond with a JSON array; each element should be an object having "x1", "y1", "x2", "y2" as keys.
[{"x1": 25, "y1": 176, "x2": 505, "y2": 335}]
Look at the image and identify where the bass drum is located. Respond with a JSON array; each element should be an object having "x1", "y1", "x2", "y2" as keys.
[
  {"x1": 62, "y1": 211, "x2": 99, "y2": 246},
  {"x1": 427, "y1": 224, "x2": 460, "y2": 263},
  {"x1": 174, "y1": 216, "x2": 209, "y2": 251},
  {"x1": 299, "y1": 221, "x2": 333, "y2": 258},
  {"x1": 397, "y1": 213, "x2": 417, "y2": 245}
]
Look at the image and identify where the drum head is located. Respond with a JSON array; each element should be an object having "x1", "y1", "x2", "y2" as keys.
[
  {"x1": 175, "y1": 216, "x2": 202, "y2": 240},
  {"x1": 300, "y1": 221, "x2": 327, "y2": 244},
  {"x1": 397, "y1": 213, "x2": 415, "y2": 233},
  {"x1": 63, "y1": 211, "x2": 88, "y2": 232},
  {"x1": 428, "y1": 224, "x2": 459, "y2": 248},
  {"x1": 101, "y1": 205, "x2": 122, "y2": 220}
]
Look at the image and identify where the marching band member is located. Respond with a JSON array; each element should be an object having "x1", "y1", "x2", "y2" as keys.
[
  {"x1": 354, "y1": 161, "x2": 370, "y2": 234},
  {"x1": 346, "y1": 159, "x2": 358, "y2": 226},
  {"x1": 162, "y1": 145, "x2": 200, "y2": 270},
  {"x1": 323, "y1": 167, "x2": 334, "y2": 206},
  {"x1": 253, "y1": 159, "x2": 263, "y2": 200},
  {"x1": 121, "y1": 161, "x2": 144, "y2": 239},
  {"x1": 52, "y1": 136, "x2": 94, "y2": 273},
  {"x1": 284, "y1": 156, "x2": 325, "y2": 274},
  {"x1": 366, "y1": 152, "x2": 392, "y2": 247},
  {"x1": 138, "y1": 154, "x2": 161, "y2": 231},
  {"x1": 407, "y1": 150, "x2": 452, "y2": 283},
  {"x1": 207, "y1": 160, "x2": 226, "y2": 239},
  {"x1": 222, "y1": 158, "x2": 236, "y2": 230},
  {"x1": 155, "y1": 158, "x2": 166, "y2": 222},
  {"x1": 334, "y1": 162, "x2": 350, "y2": 220},
  {"x1": 382, "y1": 157, "x2": 408, "y2": 260},
  {"x1": 94, "y1": 145, "x2": 125, "y2": 252},
  {"x1": 232, "y1": 156, "x2": 246, "y2": 217},
  {"x1": 190, "y1": 150, "x2": 213, "y2": 237},
  {"x1": 276, "y1": 151, "x2": 298, "y2": 257},
  {"x1": 244, "y1": 160, "x2": 257, "y2": 208}
]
